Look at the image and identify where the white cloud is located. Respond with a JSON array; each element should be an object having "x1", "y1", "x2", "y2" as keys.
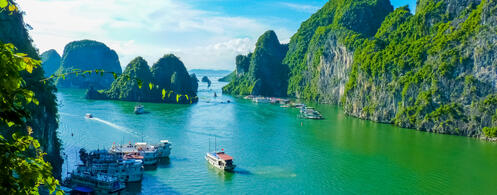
[
  {"x1": 17, "y1": 0, "x2": 294, "y2": 70},
  {"x1": 279, "y1": 2, "x2": 321, "y2": 13}
]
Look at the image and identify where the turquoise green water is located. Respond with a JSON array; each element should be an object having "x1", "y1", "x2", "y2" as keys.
[{"x1": 57, "y1": 75, "x2": 497, "y2": 194}]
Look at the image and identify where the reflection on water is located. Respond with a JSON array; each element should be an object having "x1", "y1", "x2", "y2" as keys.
[
  {"x1": 57, "y1": 74, "x2": 497, "y2": 194},
  {"x1": 232, "y1": 168, "x2": 252, "y2": 175},
  {"x1": 206, "y1": 162, "x2": 235, "y2": 182}
]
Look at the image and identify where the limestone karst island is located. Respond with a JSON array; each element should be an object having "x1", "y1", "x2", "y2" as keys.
[{"x1": 1, "y1": 0, "x2": 497, "y2": 194}]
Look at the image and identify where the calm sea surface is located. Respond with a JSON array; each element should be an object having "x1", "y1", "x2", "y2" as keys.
[{"x1": 57, "y1": 73, "x2": 497, "y2": 194}]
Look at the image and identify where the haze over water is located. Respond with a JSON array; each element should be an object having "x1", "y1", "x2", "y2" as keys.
[{"x1": 57, "y1": 72, "x2": 497, "y2": 194}]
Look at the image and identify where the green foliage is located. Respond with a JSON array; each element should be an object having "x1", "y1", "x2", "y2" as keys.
[
  {"x1": 482, "y1": 127, "x2": 497, "y2": 138},
  {"x1": 0, "y1": 0, "x2": 18, "y2": 15},
  {"x1": 0, "y1": 133, "x2": 61, "y2": 195},
  {"x1": 0, "y1": 43, "x2": 40, "y2": 126},
  {"x1": 0, "y1": 42, "x2": 61, "y2": 194}
]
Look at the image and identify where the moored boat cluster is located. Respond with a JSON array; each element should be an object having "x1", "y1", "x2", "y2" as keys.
[
  {"x1": 64, "y1": 140, "x2": 171, "y2": 193},
  {"x1": 244, "y1": 95, "x2": 324, "y2": 120}
]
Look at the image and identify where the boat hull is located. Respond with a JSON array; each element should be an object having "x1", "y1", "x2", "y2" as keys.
[{"x1": 69, "y1": 173, "x2": 125, "y2": 193}]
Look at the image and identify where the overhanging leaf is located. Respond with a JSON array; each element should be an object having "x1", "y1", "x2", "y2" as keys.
[
  {"x1": 0, "y1": 0, "x2": 8, "y2": 8},
  {"x1": 26, "y1": 63, "x2": 33, "y2": 73}
]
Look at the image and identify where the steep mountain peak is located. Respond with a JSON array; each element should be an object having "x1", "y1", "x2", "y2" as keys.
[
  {"x1": 123, "y1": 56, "x2": 151, "y2": 79},
  {"x1": 125, "y1": 57, "x2": 148, "y2": 72},
  {"x1": 40, "y1": 49, "x2": 61, "y2": 77},
  {"x1": 255, "y1": 30, "x2": 282, "y2": 51},
  {"x1": 56, "y1": 39, "x2": 121, "y2": 89},
  {"x1": 152, "y1": 54, "x2": 187, "y2": 74}
]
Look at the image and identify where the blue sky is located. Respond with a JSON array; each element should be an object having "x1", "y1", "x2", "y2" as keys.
[{"x1": 19, "y1": 0, "x2": 416, "y2": 70}]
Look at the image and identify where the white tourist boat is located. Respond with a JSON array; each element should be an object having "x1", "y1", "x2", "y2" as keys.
[
  {"x1": 205, "y1": 150, "x2": 236, "y2": 171},
  {"x1": 110, "y1": 142, "x2": 159, "y2": 166},
  {"x1": 81, "y1": 150, "x2": 144, "y2": 183},
  {"x1": 154, "y1": 140, "x2": 172, "y2": 158},
  {"x1": 68, "y1": 171, "x2": 125, "y2": 193},
  {"x1": 300, "y1": 107, "x2": 324, "y2": 120}
]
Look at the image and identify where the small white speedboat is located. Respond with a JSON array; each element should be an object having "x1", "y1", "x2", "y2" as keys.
[
  {"x1": 85, "y1": 113, "x2": 93, "y2": 118},
  {"x1": 134, "y1": 105, "x2": 145, "y2": 114}
]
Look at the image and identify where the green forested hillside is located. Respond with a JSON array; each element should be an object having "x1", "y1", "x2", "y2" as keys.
[
  {"x1": 223, "y1": 30, "x2": 289, "y2": 97},
  {"x1": 225, "y1": 0, "x2": 497, "y2": 138},
  {"x1": 55, "y1": 40, "x2": 122, "y2": 89},
  {"x1": 284, "y1": 0, "x2": 393, "y2": 101},
  {"x1": 344, "y1": 0, "x2": 497, "y2": 137},
  {"x1": 86, "y1": 54, "x2": 199, "y2": 104},
  {"x1": 40, "y1": 49, "x2": 61, "y2": 77}
]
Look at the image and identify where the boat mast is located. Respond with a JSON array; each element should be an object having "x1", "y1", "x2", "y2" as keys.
[
  {"x1": 215, "y1": 137, "x2": 217, "y2": 152},
  {"x1": 209, "y1": 137, "x2": 211, "y2": 152},
  {"x1": 65, "y1": 153, "x2": 69, "y2": 178}
]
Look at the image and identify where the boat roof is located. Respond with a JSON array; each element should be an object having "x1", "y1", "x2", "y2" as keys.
[{"x1": 216, "y1": 152, "x2": 233, "y2": 161}]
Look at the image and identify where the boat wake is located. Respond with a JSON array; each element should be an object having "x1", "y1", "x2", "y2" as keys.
[
  {"x1": 250, "y1": 166, "x2": 297, "y2": 178},
  {"x1": 89, "y1": 117, "x2": 140, "y2": 138},
  {"x1": 59, "y1": 112, "x2": 79, "y2": 117}
]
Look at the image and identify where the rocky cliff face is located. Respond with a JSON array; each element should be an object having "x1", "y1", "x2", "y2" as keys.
[
  {"x1": 284, "y1": 0, "x2": 393, "y2": 102},
  {"x1": 56, "y1": 40, "x2": 122, "y2": 89},
  {"x1": 223, "y1": 30, "x2": 289, "y2": 97},
  {"x1": 87, "y1": 54, "x2": 198, "y2": 104},
  {"x1": 0, "y1": 2, "x2": 62, "y2": 178},
  {"x1": 40, "y1": 49, "x2": 61, "y2": 77},
  {"x1": 343, "y1": 0, "x2": 497, "y2": 137}
]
